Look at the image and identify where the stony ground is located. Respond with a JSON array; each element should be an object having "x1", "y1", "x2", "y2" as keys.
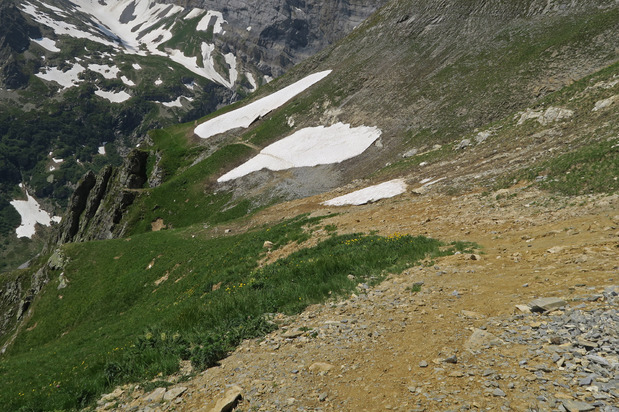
[{"x1": 95, "y1": 184, "x2": 619, "y2": 412}]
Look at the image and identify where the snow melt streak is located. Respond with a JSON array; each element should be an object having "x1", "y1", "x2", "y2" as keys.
[
  {"x1": 195, "y1": 70, "x2": 332, "y2": 139},
  {"x1": 218, "y1": 122, "x2": 381, "y2": 182},
  {"x1": 322, "y1": 179, "x2": 407, "y2": 206}
]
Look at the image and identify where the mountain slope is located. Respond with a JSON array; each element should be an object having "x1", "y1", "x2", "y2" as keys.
[
  {"x1": 0, "y1": 0, "x2": 384, "y2": 272},
  {"x1": 0, "y1": 0, "x2": 618, "y2": 410}
]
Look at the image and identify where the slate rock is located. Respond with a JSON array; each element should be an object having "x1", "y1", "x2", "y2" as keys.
[
  {"x1": 562, "y1": 399, "x2": 596, "y2": 412},
  {"x1": 529, "y1": 297, "x2": 567, "y2": 312}
]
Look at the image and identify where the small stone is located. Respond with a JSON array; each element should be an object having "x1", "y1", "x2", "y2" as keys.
[
  {"x1": 443, "y1": 355, "x2": 458, "y2": 364},
  {"x1": 449, "y1": 371, "x2": 464, "y2": 377},
  {"x1": 318, "y1": 392, "x2": 328, "y2": 402},
  {"x1": 143, "y1": 387, "x2": 166, "y2": 403},
  {"x1": 263, "y1": 241, "x2": 274, "y2": 249},
  {"x1": 470, "y1": 254, "x2": 482, "y2": 261},
  {"x1": 492, "y1": 388, "x2": 506, "y2": 397},
  {"x1": 309, "y1": 362, "x2": 334, "y2": 373},
  {"x1": 529, "y1": 297, "x2": 567, "y2": 312},
  {"x1": 209, "y1": 385, "x2": 242, "y2": 412},
  {"x1": 419, "y1": 360, "x2": 428, "y2": 368},
  {"x1": 163, "y1": 387, "x2": 187, "y2": 402},
  {"x1": 465, "y1": 329, "x2": 503, "y2": 352},
  {"x1": 562, "y1": 399, "x2": 596, "y2": 412},
  {"x1": 281, "y1": 329, "x2": 304, "y2": 338}
]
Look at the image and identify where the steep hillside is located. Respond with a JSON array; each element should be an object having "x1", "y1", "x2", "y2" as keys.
[
  {"x1": 0, "y1": 0, "x2": 617, "y2": 410},
  {"x1": 0, "y1": 0, "x2": 383, "y2": 271}
]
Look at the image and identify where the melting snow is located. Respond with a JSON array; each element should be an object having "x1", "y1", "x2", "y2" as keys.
[
  {"x1": 31, "y1": 37, "x2": 60, "y2": 52},
  {"x1": 195, "y1": 70, "x2": 332, "y2": 139},
  {"x1": 224, "y1": 53, "x2": 238, "y2": 85},
  {"x1": 132, "y1": 63, "x2": 142, "y2": 70},
  {"x1": 246, "y1": 73, "x2": 257, "y2": 92},
  {"x1": 155, "y1": 78, "x2": 163, "y2": 86},
  {"x1": 159, "y1": 96, "x2": 194, "y2": 107},
  {"x1": 36, "y1": 64, "x2": 85, "y2": 89},
  {"x1": 95, "y1": 88, "x2": 131, "y2": 103},
  {"x1": 98, "y1": 145, "x2": 106, "y2": 155},
  {"x1": 10, "y1": 186, "x2": 61, "y2": 238},
  {"x1": 185, "y1": 8, "x2": 205, "y2": 20},
  {"x1": 322, "y1": 179, "x2": 407, "y2": 206},
  {"x1": 88, "y1": 63, "x2": 120, "y2": 79},
  {"x1": 121, "y1": 76, "x2": 135, "y2": 86},
  {"x1": 197, "y1": 11, "x2": 226, "y2": 34},
  {"x1": 217, "y1": 122, "x2": 381, "y2": 182}
]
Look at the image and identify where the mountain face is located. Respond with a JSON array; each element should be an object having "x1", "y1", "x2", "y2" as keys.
[
  {"x1": 0, "y1": 0, "x2": 385, "y2": 271},
  {"x1": 0, "y1": 0, "x2": 618, "y2": 409}
]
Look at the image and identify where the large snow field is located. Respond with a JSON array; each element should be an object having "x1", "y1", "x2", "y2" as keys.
[
  {"x1": 10, "y1": 186, "x2": 61, "y2": 239},
  {"x1": 20, "y1": 1, "x2": 253, "y2": 90},
  {"x1": 95, "y1": 88, "x2": 131, "y2": 103},
  {"x1": 322, "y1": 179, "x2": 408, "y2": 206},
  {"x1": 218, "y1": 122, "x2": 381, "y2": 182},
  {"x1": 195, "y1": 70, "x2": 332, "y2": 139},
  {"x1": 35, "y1": 64, "x2": 85, "y2": 89}
]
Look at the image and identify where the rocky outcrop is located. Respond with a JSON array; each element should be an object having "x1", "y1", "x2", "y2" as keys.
[
  {"x1": 54, "y1": 149, "x2": 151, "y2": 245},
  {"x1": 187, "y1": 0, "x2": 387, "y2": 78},
  {"x1": 0, "y1": 0, "x2": 41, "y2": 89}
]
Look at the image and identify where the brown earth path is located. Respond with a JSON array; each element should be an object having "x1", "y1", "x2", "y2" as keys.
[{"x1": 98, "y1": 185, "x2": 619, "y2": 411}]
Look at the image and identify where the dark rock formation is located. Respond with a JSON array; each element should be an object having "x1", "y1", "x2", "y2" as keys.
[
  {"x1": 187, "y1": 0, "x2": 387, "y2": 78},
  {"x1": 0, "y1": 0, "x2": 41, "y2": 89},
  {"x1": 54, "y1": 149, "x2": 150, "y2": 245}
]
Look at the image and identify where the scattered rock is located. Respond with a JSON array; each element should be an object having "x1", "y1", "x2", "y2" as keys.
[
  {"x1": 163, "y1": 386, "x2": 187, "y2": 401},
  {"x1": 309, "y1": 362, "x2": 334, "y2": 373},
  {"x1": 143, "y1": 387, "x2": 166, "y2": 403},
  {"x1": 263, "y1": 241, "x2": 274, "y2": 249},
  {"x1": 562, "y1": 399, "x2": 596, "y2": 412},
  {"x1": 465, "y1": 329, "x2": 504, "y2": 352},
  {"x1": 528, "y1": 297, "x2": 567, "y2": 312},
  {"x1": 419, "y1": 360, "x2": 428, "y2": 368},
  {"x1": 209, "y1": 385, "x2": 243, "y2": 412}
]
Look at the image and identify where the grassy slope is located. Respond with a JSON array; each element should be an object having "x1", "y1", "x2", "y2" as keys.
[
  {"x1": 1, "y1": 0, "x2": 618, "y2": 410},
  {"x1": 0, "y1": 214, "x2": 471, "y2": 410}
]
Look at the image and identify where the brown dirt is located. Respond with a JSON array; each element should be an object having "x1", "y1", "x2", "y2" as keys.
[{"x1": 100, "y1": 184, "x2": 618, "y2": 411}]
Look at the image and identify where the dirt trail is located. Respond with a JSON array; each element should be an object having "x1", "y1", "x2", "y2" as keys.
[{"x1": 99, "y1": 184, "x2": 619, "y2": 411}]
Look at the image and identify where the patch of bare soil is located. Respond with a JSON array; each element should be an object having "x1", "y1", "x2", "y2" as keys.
[{"x1": 97, "y1": 184, "x2": 618, "y2": 411}]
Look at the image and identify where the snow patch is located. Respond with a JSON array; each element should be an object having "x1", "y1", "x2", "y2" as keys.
[
  {"x1": 88, "y1": 63, "x2": 120, "y2": 79},
  {"x1": 323, "y1": 179, "x2": 407, "y2": 206},
  {"x1": 195, "y1": 70, "x2": 332, "y2": 139},
  {"x1": 224, "y1": 53, "x2": 238, "y2": 85},
  {"x1": 98, "y1": 145, "x2": 106, "y2": 155},
  {"x1": 155, "y1": 78, "x2": 163, "y2": 86},
  {"x1": 218, "y1": 122, "x2": 381, "y2": 182},
  {"x1": 10, "y1": 187, "x2": 61, "y2": 238},
  {"x1": 246, "y1": 73, "x2": 257, "y2": 92},
  {"x1": 95, "y1": 88, "x2": 131, "y2": 103},
  {"x1": 197, "y1": 11, "x2": 226, "y2": 34},
  {"x1": 159, "y1": 96, "x2": 194, "y2": 107},
  {"x1": 184, "y1": 8, "x2": 205, "y2": 20},
  {"x1": 35, "y1": 64, "x2": 85, "y2": 89},
  {"x1": 31, "y1": 37, "x2": 60, "y2": 52},
  {"x1": 132, "y1": 63, "x2": 142, "y2": 70},
  {"x1": 121, "y1": 76, "x2": 135, "y2": 86}
]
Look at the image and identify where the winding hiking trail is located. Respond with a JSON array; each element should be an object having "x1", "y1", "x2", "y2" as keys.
[{"x1": 96, "y1": 184, "x2": 619, "y2": 411}]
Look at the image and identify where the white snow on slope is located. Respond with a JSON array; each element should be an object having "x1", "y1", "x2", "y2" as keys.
[
  {"x1": 10, "y1": 186, "x2": 61, "y2": 239},
  {"x1": 132, "y1": 63, "x2": 142, "y2": 70},
  {"x1": 159, "y1": 96, "x2": 194, "y2": 107},
  {"x1": 197, "y1": 11, "x2": 226, "y2": 34},
  {"x1": 36, "y1": 64, "x2": 85, "y2": 89},
  {"x1": 322, "y1": 179, "x2": 407, "y2": 206},
  {"x1": 21, "y1": 2, "x2": 118, "y2": 48},
  {"x1": 224, "y1": 53, "x2": 238, "y2": 85},
  {"x1": 98, "y1": 145, "x2": 106, "y2": 155},
  {"x1": 88, "y1": 63, "x2": 120, "y2": 79},
  {"x1": 185, "y1": 8, "x2": 205, "y2": 20},
  {"x1": 195, "y1": 70, "x2": 332, "y2": 139},
  {"x1": 31, "y1": 37, "x2": 60, "y2": 52},
  {"x1": 121, "y1": 76, "x2": 135, "y2": 86},
  {"x1": 95, "y1": 88, "x2": 131, "y2": 103},
  {"x1": 218, "y1": 122, "x2": 381, "y2": 182}
]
